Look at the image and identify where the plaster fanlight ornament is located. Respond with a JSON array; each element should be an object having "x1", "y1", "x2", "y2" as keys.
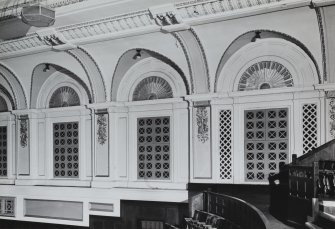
[
  {"x1": 238, "y1": 61, "x2": 294, "y2": 91},
  {"x1": 49, "y1": 86, "x2": 80, "y2": 108},
  {"x1": 133, "y1": 76, "x2": 173, "y2": 101},
  {"x1": 21, "y1": 1, "x2": 55, "y2": 27}
]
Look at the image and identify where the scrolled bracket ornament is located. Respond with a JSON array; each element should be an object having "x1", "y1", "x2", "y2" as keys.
[
  {"x1": 97, "y1": 114, "x2": 107, "y2": 145},
  {"x1": 20, "y1": 117, "x2": 28, "y2": 148},
  {"x1": 196, "y1": 107, "x2": 209, "y2": 143}
]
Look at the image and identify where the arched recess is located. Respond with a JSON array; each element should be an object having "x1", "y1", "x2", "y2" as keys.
[
  {"x1": 111, "y1": 49, "x2": 189, "y2": 101},
  {"x1": 66, "y1": 47, "x2": 107, "y2": 103},
  {"x1": 116, "y1": 57, "x2": 187, "y2": 102},
  {"x1": 31, "y1": 64, "x2": 91, "y2": 109},
  {"x1": 172, "y1": 29, "x2": 210, "y2": 93},
  {"x1": 0, "y1": 63, "x2": 27, "y2": 109},
  {"x1": 215, "y1": 30, "x2": 322, "y2": 92},
  {"x1": 0, "y1": 85, "x2": 15, "y2": 111},
  {"x1": 215, "y1": 38, "x2": 319, "y2": 93}
]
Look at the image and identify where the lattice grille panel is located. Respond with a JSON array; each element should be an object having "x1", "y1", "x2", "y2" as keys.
[
  {"x1": 303, "y1": 104, "x2": 318, "y2": 154},
  {"x1": 244, "y1": 108, "x2": 289, "y2": 182},
  {"x1": 137, "y1": 117, "x2": 170, "y2": 180},
  {"x1": 0, "y1": 197, "x2": 14, "y2": 217},
  {"x1": 0, "y1": 126, "x2": 7, "y2": 177},
  {"x1": 53, "y1": 122, "x2": 79, "y2": 178},
  {"x1": 219, "y1": 110, "x2": 232, "y2": 180}
]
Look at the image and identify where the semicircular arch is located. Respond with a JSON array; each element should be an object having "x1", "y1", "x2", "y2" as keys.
[
  {"x1": 216, "y1": 38, "x2": 319, "y2": 93},
  {"x1": 31, "y1": 63, "x2": 92, "y2": 109},
  {"x1": 111, "y1": 48, "x2": 190, "y2": 101},
  {"x1": 117, "y1": 57, "x2": 187, "y2": 102},
  {"x1": 0, "y1": 63, "x2": 27, "y2": 109}
]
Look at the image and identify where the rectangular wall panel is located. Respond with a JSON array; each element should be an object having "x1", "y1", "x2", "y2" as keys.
[
  {"x1": 25, "y1": 199, "x2": 83, "y2": 221},
  {"x1": 90, "y1": 202, "x2": 114, "y2": 212},
  {"x1": 18, "y1": 117, "x2": 29, "y2": 175},
  {"x1": 193, "y1": 106, "x2": 212, "y2": 179},
  {"x1": 117, "y1": 117, "x2": 127, "y2": 178},
  {"x1": 38, "y1": 121, "x2": 45, "y2": 176},
  {"x1": 85, "y1": 118, "x2": 92, "y2": 177}
]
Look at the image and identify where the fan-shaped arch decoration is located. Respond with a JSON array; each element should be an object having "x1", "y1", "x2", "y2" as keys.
[
  {"x1": 49, "y1": 86, "x2": 80, "y2": 108},
  {"x1": 133, "y1": 76, "x2": 173, "y2": 101},
  {"x1": 0, "y1": 96, "x2": 8, "y2": 112},
  {"x1": 238, "y1": 61, "x2": 294, "y2": 91}
]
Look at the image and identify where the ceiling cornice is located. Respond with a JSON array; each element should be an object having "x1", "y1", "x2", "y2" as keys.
[{"x1": 0, "y1": 0, "x2": 311, "y2": 60}]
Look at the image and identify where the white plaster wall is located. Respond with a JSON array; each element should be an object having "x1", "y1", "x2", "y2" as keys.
[
  {"x1": 82, "y1": 31, "x2": 190, "y2": 99},
  {"x1": 193, "y1": 6, "x2": 322, "y2": 90}
]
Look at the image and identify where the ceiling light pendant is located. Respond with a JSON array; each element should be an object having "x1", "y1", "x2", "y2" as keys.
[
  {"x1": 21, "y1": 0, "x2": 55, "y2": 27},
  {"x1": 43, "y1": 63, "x2": 50, "y2": 72},
  {"x1": 251, "y1": 31, "x2": 261, "y2": 42}
]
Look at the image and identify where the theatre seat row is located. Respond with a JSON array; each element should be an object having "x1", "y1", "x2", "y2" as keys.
[{"x1": 185, "y1": 210, "x2": 240, "y2": 229}]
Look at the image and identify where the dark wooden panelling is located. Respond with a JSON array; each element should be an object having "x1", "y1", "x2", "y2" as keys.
[{"x1": 121, "y1": 200, "x2": 188, "y2": 229}]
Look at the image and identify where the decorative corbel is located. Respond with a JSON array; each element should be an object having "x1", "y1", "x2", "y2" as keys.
[
  {"x1": 149, "y1": 4, "x2": 189, "y2": 32},
  {"x1": 36, "y1": 28, "x2": 77, "y2": 51}
]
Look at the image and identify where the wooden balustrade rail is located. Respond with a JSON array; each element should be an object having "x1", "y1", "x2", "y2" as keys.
[{"x1": 203, "y1": 191, "x2": 269, "y2": 229}]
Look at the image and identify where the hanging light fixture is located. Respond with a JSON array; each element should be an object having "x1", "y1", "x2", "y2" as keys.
[
  {"x1": 21, "y1": 0, "x2": 55, "y2": 27},
  {"x1": 133, "y1": 49, "x2": 142, "y2": 60},
  {"x1": 251, "y1": 31, "x2": 261, "y2": 42}
]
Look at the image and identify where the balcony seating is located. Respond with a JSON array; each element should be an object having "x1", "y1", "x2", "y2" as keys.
[
  {"x1": 187, "y1": 191, "x2": 268, "y2": 229},
  {"x1": 185, "y1": 210, "x2": 240, "y2": 229}
]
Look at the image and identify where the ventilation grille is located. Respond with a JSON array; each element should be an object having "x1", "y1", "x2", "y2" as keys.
[
  {"x1": 0, "y1": 197, "x2": 15, "y2": 217},
  {"x1": 0, "y1": 126, "x2": 7, "y2": 177},
  {"x1": 53, "y1": 122, "x2": 79, "y2": 178},
  {"x1": 133, "y1": 76, "x2": 173, "y2": 101},
  {"x1": 244, "y1": 109, "x2": 289, "y2": 182},
  {"x1": 219, "y1": 110, "x2": 232, "y2": 181},
  {"x1": 137, "y1": 117, "x2": 170, "y2": 180},
  {"x1": 238, "y1": 61, "x2": 293, "y2": 91},
  {"x1": 49, "y1": 86, "x2": 80, "y2": 108},
  {"x1": 303, "y1": 104, "x2": 318, "y2": 154}
]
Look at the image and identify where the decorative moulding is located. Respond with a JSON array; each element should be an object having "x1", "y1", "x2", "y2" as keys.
[
  {"x1": 0, "y1": 0, "x2": 308, "y2": 59},
  {"x1": 19, "y1": 115, "x2": 29, "y2": 148},
  {"x1": 196, "y1": 106, "x2": 209, "y2": 143},
  {"x1": 36, "y1": 28, "x2": 77, "y2": 51},
  {"x1": 96, "y1": 113, "x2": 108, "y2": 145},
  {"x1": 149, "y1": 3, "x2": 190, "y2": 32}
]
